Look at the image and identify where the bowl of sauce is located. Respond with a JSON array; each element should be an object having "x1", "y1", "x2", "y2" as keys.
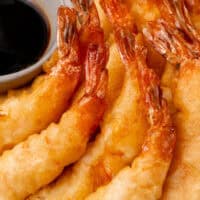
[{"x1": 0, "y1": 0, "x2": 62, "y2": 93}]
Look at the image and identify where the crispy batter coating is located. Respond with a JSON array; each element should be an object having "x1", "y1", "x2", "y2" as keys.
[
  {"x1": 0, "y1": 95, "x2": 104, "y2": 199},
  {"x1": 0, "y1": 7, "x2": 108, "y2": 200},
  {"x1": 86, "y1": 143, "x2": 172, "y2": 200},
  {"x1": 0, "y1": 7, "x2": 82, "y2": 154}
]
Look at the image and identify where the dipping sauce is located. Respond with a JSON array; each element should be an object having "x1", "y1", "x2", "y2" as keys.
[{"x1": 0, "y1": 0, "x2": 49, "y2": 75}]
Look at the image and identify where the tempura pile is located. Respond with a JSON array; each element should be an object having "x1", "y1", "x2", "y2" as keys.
[{"x1": 1, "y1": 0, "x2": 200, "y2": 199}]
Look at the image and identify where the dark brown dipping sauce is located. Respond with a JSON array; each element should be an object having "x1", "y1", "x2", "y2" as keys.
[{"x1": 0, "y1": 0, "x2": 49, "y2": 75}]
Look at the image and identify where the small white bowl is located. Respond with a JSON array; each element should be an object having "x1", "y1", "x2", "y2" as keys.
[{"x1": 0, "y1": 0, "x2": 71, "y2": 93}]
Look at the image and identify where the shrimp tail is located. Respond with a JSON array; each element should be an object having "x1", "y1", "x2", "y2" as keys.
[
  {"x1": 57, "y1": 7, "x2": 81, "y2": 72},
  {"x1": 143, "y1": 0, "x2": 200, "y2": 64},
  {"x1": 134, "y1": 35, "x2": 162, "y2": 118},
  {"x1": 72, "y1": 0, "x2": 100, "y2": 26},
  {"x1": 84, "y1": 21, "x2": 108, "y2": 98},
  {"x1": 136, "y1": 36, "x2": 175, "y2": 159},
  {"x1": 72, "y1": 0, "x2": 101, "y2": 46},
  {"x1": 71, "y1": 0, "x2": 96, "y2": 25}
]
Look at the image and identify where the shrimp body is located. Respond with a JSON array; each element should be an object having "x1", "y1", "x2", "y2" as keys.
[
  {"x1": 0, "y1": 7, "x2": 108, "y2": 200},
  {"x1": 0, "y1": 7, "x2": 81, "y2": 154},
  {"x1": 86, "y1": 1, "x2": 175, "y2": 200},
  {"x1": 143, "y1": 1, "x2": 200, "y2": 199}
]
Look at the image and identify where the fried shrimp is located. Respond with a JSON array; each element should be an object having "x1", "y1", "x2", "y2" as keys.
[
  {"x1": 143, "y1": 0, "x2": 200, "y2": 199},
  {"x1": 85, "y1": 1, "x2": 175, "y2": 200},
  {"x1": 28, "y1": 1, "x2": 148, "y2": 199},
  {"x1": 0, "y1": 7, "x2": 108, "y2": 200},
  {"x1": 0, "y1": 7, "x2": 82, "y2": 154}
]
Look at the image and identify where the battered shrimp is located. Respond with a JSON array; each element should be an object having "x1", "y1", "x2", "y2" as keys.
[
  {"x1": 143, "y1": 0, "x2": 200, "y2": 199},
  {"x1": 85, "y1": 1, "x2": 175, "y2": 199},
  {"x1": 28, "y1": 1, "x2": 147, "y2": 199},
  {"x1": 0, "y1": 7, "x2": 108, "y2": 200},
  {"x1": 0, "y1": 6, "x2": 81, "y2": 153}
]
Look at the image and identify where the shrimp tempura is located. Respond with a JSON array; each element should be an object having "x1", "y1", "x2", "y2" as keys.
[
  {"x1": 143, "y1": 0, "x2": 200, "y2": 199},
  {"x1": 0, "y1": 7, "x2": 108, "y2": 200},
  {"x1": 0, "y1": 5, "x2": 82, "y2": 154},
  {"x1": 86, "y1": 1, "x2": 175, "y2": 199},
  {"x1": 28, "y1": 1, "x2": 147, "y2": 199}
]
